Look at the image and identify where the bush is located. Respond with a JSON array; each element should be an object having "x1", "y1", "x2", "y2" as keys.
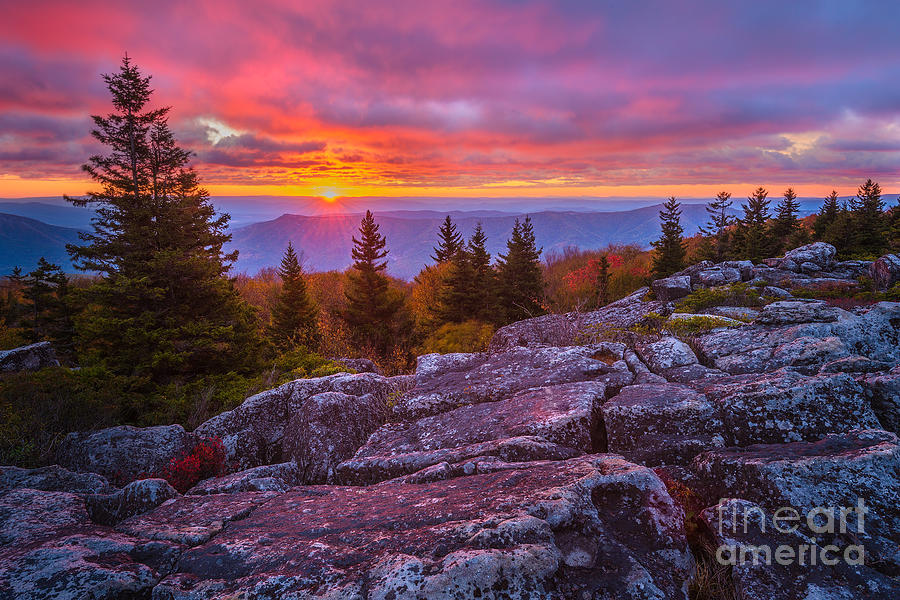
[
  {"x1": 675, "y1": 282, "x2": 770, "y2": 313},
  {"x1": 666, "y1": 315, "x2": 741, "y2": 337},
  {"x1": 418, "y1": 320, "x2": 495, "y2": 354},
  {"x1": 160, "y1": 437, "x2": 226, "y2": 493}
]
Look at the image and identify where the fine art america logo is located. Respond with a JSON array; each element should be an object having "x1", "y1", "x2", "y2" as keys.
[{"x1": 715, "y1": 499, "x2": 869, "y2": 566}]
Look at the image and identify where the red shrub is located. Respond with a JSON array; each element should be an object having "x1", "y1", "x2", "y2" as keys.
[{"x1": 161, "y1": 437, "x2": 226, "y2": 493}]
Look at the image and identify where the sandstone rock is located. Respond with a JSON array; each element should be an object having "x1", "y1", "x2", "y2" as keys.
[
  {"x1": 705, "y1": 369, "x2": 880, "y2": 446},
  {"x1": 0, "y1": 487, "x2": 89, "y2": 545},
  {"x1": 195, "y1": 372, "x2": 409, "y2": 470},
  {"x1": 635, "y1": 336, "x2": 698, "y2": 373},
  {"x1": 721, "y1": 260, "x2": 755, "y2": 280},
  {"x1": 338, "y1": 381, "x2": 606, "y2": 484},
  {"x1": 602, "y1": 383, "x2": 725, "y2": 466},
  {"x1": 755, "y1": 299, "x2": 844, "y2": 325},
  {"x1": 0, "y1": 464, "x2": 114, "y2": 495},
  {"x1": 187, "y1": 462, "x2": 301, "y2": 495},
  {"x1": 116, "y1": 491, "x2": 278, "y2": 547},
  {"x1": 397, "y1": 344, "x2": 632, "y2": 419},
  {"x1": 694, "y1": 266, "x2": 742, "y2": 287},
  {"x1": 819, "y1": 355, "x2": 893, "y2": 374},
  {"x1": 862, "y1": 370, "x2": 900, "y2": 434},
  {"x1": 86, "y1": 478, "x2": 179, "y2": 526},
  {"x1": 778, "y1": 242, "x2": 836, "y2": 272},
  {"x1": 153, "y1": 456, "x2": 693, "y2": 599},
  {"x1": 692, "y1": 430, "x2": 900, "y2": 575},
  {"x1": 701, "y1": 498, "x2": 899, "y2": 600},
  {"x1": 869, "y1": 253, "x2": 900, "y2": 290},
  {"x1": 577, "y1": 287, "x2": 672, "y2": 336},
  {"x1": 705, "y1": 305, "x2": 759, "y2": 320},
  {"x1": 623, "y1": 348, "x2": 667, "y2": 384},
  {"x1": 0, "y1": 340, "x2": 59, "y2": 372},
  {"x1": 284, "y1": 391, "x2": 390, "y2": 484},
  {"x1": 58, "y1": 424, "x2": 195, "y2": 484},
  {"x1": 651, "y1": 275, "x2": 692, "y2": 301},
  {"x1": 488, "y1": 313, "x2": 577, "y2": 351}
]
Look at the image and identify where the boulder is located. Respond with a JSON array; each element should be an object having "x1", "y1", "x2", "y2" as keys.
[
  {"x1": 651, "y1": 275, "x2": 693, "y2": 301},
  {"x1": 58, "y1": 424, "x2": 195, "y2": 484},
  {"x1": 488, "y1": 313, "x2": 577, "y2": 351},
  {"x1": 634, "y1": 336, "x2": 699, "y2": 373},
  {"x1": 0, "y1": 464, "x2": 114, "y2": 495},
  {"x1": 576, "y1": 287, "x2": 672, "y2": 337},
  {"x1": 152, "y1": 456, "x2": 694, "y2": 600},
  {"x1": 284, "y1": 391, "x2": 390, "y2": 483},
  {"x1": 754, "y1": 299, "x2": 844, "y2": 326},
  {"x1": 869, "y1": 253, "x2": 900, "y2": 290},
  {"x1": 694, "y1": 267, "x2": 742, "y2": 287},
  {"x1": 187, "y1": 462, "x2": 301, "y2": 495},
  {"x1": 338, "y1": 381, "x2": 606, "y2": 484},
  {"x1": 85, "y1": 478, "x2": 179, "y2": 526},
  {"x1": 0, "y1": 341, "x2": 59, "y2": 372},
  {"x1": 331, "y1": 357, "x2": 382, "y2": 374},
  {"x1": 397, "y1": 344, "x2": 632, "y2": 419},
  {"x1": 704, "y1": 369, "x2": 881, "y2": 446},
  {"x1": 602, "y1": 383, "x2": 725, "y2": 466},
  {"x1": 862, "y1": 370, "x2": 900, "y2": 434},
  {"x1": 778, "y1": 242, "x2": 836, "y2": 272},
  {"x1": 195, "y1": 372, "x2": 409, "y2": 470},
  {"x1": 701, "y1": 498, "x2": 899, "y2": 600},
  {"x1": 692, "y1": 430, "x2": 900, "y2": 574}
]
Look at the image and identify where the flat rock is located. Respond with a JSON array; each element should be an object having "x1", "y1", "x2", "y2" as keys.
[
  {"x1": 651, "y1": 275, "x2": 692, "y2": 301},
  {"x1": 339, "y1": 381, "x2": 606, "y2": 484},
  {"x1": 635, "y1": 336, "x2": 699, "y2": 373},
  {"x1": 0, "y1": 341, "x2": 59, "y2": 372},
  {"x1": 602, "y1": 383, "x2": 725, "y2": 466},
  {"x1": 58, "y1": 424, "x2": 195, "y2": 485},
  {"x1": 397, "y1": 345, "x2": 632, "y2": 419},
  {"x1": 488, "y1": 313, "x2": 578, "y2": 351},
  {"x1": 195, "y1": 372, "x2": 410, "y2": 470},
  {"x1": 153, "y1": 455, "x2": 693, "y2": 600},
  {"x1": 704, "y1": 369, "x2": 881, "y2": 446},
  {"x1": 0, "y1": 464, "x2": 114, "y2": 495},
  {"x1": 187, "y1": 462, "x2": 301, "y2": 495}
]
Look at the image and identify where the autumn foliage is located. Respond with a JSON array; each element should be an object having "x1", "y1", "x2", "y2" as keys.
[{"x1": 161, "y1": 437, "x2": 227, "y2": 493}]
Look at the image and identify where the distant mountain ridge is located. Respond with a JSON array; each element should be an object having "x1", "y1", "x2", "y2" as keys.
[{"x1": 0, "y1": 213, "x2": 85, "y2": 274}]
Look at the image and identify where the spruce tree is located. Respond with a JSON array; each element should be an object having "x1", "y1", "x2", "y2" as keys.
[
  {"x1": 698, "y1": 191, "x2": 733, "y2": 262},
  {"x1": 343, "y1": 210, "x2": 402, "y2": 355},
  {"x1": 771, "y1": 188, "x2": 801, "y2": 254},
  {"x1": 270, "y1": 242, "x2": 319, "y2": 349},
  {"x1": 849, "y1": 179, "x2": 886, "y2": 257},
  {"x1": 64, "y1": 56, "x2": 261, "y2": 381},
  {"x1": 467, "y1": 222, "x2": 497, "y2": 321},
  {"x1": 813, "y1": 191, "x2": 840, "y2": 242},
  {"x1": 496, "y1": 216, "x2": 544, "y2": 323},
  {"x1": 23, "y1": 258, "x2": 74, "y2": 353},
  {"x1": 431, "y1": 215, "x2": 463, "y2": 263},
  {"x1": 650, "y1": 197, "x2": 686, "y2": 278},
  {"x1": 734, "y1": 187, "x2": 772, "y2": 262},
  {"x1": 437, "y1": 248, "x2": 476, "y2": 323}
]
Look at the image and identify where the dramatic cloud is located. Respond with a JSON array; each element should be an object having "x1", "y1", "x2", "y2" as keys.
[{"x1": 1, "y1": 0, "x2": 898, "y2": 197}]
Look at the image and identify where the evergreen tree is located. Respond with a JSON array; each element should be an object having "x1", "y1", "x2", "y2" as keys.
[
  {"x1": 23, "y1": 258, "x2": 74, "y2": 353},
  {"x1": 437, "y1": 248, "x2": 476, "y2": 323},
  {"x1": 343, "y1": 210, "x2": 402, "y2": 355},
  {"x1": 771, "y1": 188, "x2": 801, "y2": 254},
  {"x1": 64, "y1": 56, "x2": 261, "y2": 381},
  {"x1": 734, "y1": 187, "x2": 772, "y2": 262},
  {"x1": 597, "y1": 254, "x2": 611, "y2": 306},
  {"x1": 431, "y1": 215, "x2": 463, "y2": 263},
  {"x1": 496, "y1": 216, "x2": 544, "y2": 323},
  {"x1": 849, "y1": 179, "x2": 886, "y2": 256},
  {"x1": 698, "y1": 191, "x2": 733, "y2": 262},
  {"x1": 2, "y1": 267, "x2": 26, "y2": 326},
  {"x1": 813, "y1": 191, "x2": 840, "y2": 242},
  {"x1": 650, "y1": 197, "x2": 686, "y2": 278},
  {"x1": 269, "y1": 242, "x2": 319, "y2": 349},
  {"x1": 467, "y1": 223, "x2": 497, "y2": 321}
]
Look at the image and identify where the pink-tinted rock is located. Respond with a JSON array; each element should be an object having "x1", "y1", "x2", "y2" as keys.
[{"x1": 0, "y1": 464, "x2": 114, "y2": 495}]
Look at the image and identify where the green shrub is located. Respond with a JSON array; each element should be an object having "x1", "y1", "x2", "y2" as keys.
[
  {"x1": 419, "y1": 320, "x2": 495, "y2": 354},
  {"x1": 666, "y1": 315, "x2": 741, "y2": 337},
  {"x1": 675, "y1": 282, "x2": 770, "y2": 313}
]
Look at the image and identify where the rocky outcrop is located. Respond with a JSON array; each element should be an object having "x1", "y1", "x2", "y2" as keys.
[
  {"x1": 0, "y1": 340, "x2": 59, "y2": 372},
  {"x1": 870, "y1": 253, "x2": 900, "y2": 289},
  {"x1": 0, "y1": 464, "x2": 114, "y2": 495},
  {"x1": 152, "y1": 456, "x2": 693, "y2": 600},
  {"x1": 195, "y1": 372, "x2": 410, "y2": 470},
  {"x1": 85, "y1": 478, "x2": 179, "y2": 525},
  {"x1": 58, "y1": 424, "x2": 195, "y2": 484},
  {"x1": 651, "y1": 274, "x2": 692, "y2": 301},
  {"x1": 862, "y1": 369, "x2": 900, "y2": 433},
  {"x1": 186, "y1": 462, "x2": 301, "y2": 495},
  {"x1": 331, "y1": 356, "x2": 382, "y2": 374},
  {"x1": 775, "y1": 242, "x2": 837, "y2": 273}
]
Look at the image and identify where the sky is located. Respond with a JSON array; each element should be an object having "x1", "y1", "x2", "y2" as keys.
[{"x1": 1, "y1": 0, "x2": 899, "y2": 203}]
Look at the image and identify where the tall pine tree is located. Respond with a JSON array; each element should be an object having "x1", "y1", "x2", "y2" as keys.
[
  {"x1": 849, "y1": 179, "x2": 886, "y2": 257},
  {"x1": 270, "y1": 242, "x2": 319, "y2": 349},
  {"x1": 23, "y1": 258, "x2": 74, "y2": 354},
  {"x1": 467, "y1": 223, "x2": 497, "y2": 321},
  {"x1": 771, "y1": 187, "x2": 801, "y2": 254},
  {"x1": 698, "y1": 191, "x2": 733, "y2": 262},
  {"x1": 343, "y1": 210, "x2": 402, "y2": 355},
  {"x1": 813, "y1": 191, "x2": 840, "y2": 242},
  {"x1": 496, "y1": 216, "x2": 544, "y2": 323},
  {"x1": 650, "y1": 197, "x2": 686, "y2": 278},
  {"x1": 733, "y1": 187, "x2": 772, "y2": 262},
  {"x1": 431, "y1": 216, "x2": 463, "y2": 263},
  {"x1": 64, "y1": 56, "x2": 261, "y2": 381}
]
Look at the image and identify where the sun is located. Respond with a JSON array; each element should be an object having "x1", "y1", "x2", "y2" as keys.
[{"x1": 316, "y1": 186, "x2": 341, "y2": 203}]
